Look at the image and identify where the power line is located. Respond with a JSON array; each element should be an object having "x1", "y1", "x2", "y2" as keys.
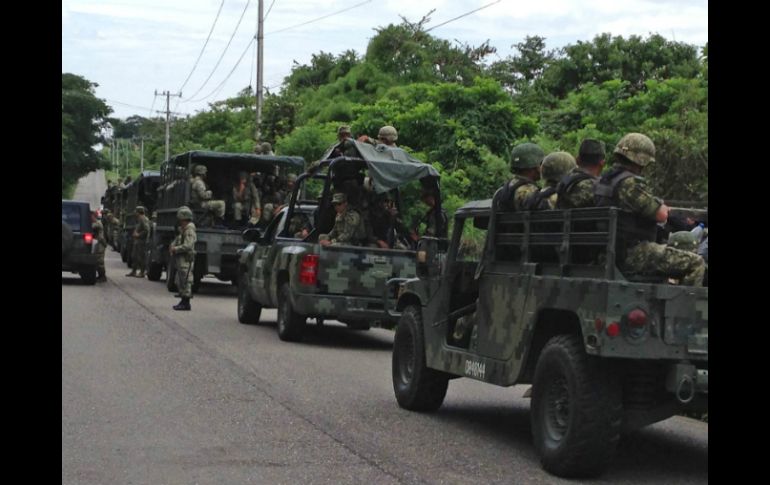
[
  {"x1": 187, "y1": 35, "x2": 257, "y2": 103},
  {"x1": 177, "y1": 0, "x2": 226, "y2": 95},
  {"x1": 264, "y1": 0, "x2": 277, "y2": 21},
  {"x1": 425, "y1": 0, "x2": 502, "y2": 33},
  {"x1": 147, "y1": 93, "x2": 158, "y2": 117},
  {"x1": 182, "y1": 0, "x2": 253, "y2": 101},
  {"x1": 106, "y1": 99, "x2": 157, "y2": 112},
  {"x1": 266, "y1": 0, "x2": 372, "y2": 35}
]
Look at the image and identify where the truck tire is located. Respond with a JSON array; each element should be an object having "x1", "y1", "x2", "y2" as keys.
[
  {"x1": 147, "y1": 261, "x2": 163, "y2": 281},
  {"x1": 277, "y1": 282, "x2": 305, "y2": 341},
  {"x1": 166, "y1": 258, "x2": 178, "y2": 292},
  {"x1": 79, "y1": 267, "x2": 97, "y2": 285},
  {"x1": 62, "y1": 223, "x2": 74, "y2": 256},
  {"x1": 392, "y1": 305, "x2": 449, "y2": 412},
  {"x1": 531, "y1": 334, "x2": 622, "y2": 478},
  {"x1": 237, "y1": 273, "x2": 262, "y2": 324}
]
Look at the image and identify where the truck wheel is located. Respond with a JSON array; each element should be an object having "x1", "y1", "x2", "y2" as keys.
[
  {"x1": 392, "y1": 305, "x2": 448, "y2": 411},
  {"x1": 147, "y1": 262, "x2": 163, "y2": 281},
  {"x1": 79, "y1": 267, "x2": 97, "y2": 285},
  {"x1": 531, "y1": 334, "x2": 622, "y2": 478},
  {"x1": 277, "y1": 282, "x2": 305, "y2": 341},
  {"x1": 166, "y1": 259, "x2": 178, "y2": 292},
  {"x1": 237, "y1": 273, "x2": 262, "y2": 324}
]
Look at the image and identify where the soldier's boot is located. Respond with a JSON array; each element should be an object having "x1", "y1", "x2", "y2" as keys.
[
  {"x1": 137, "y1": 270, "x2": 146, "y2": 278},
  {"x1": 125, "y1": 270, "x2": 137, "y2": 277},
  {"x1": 96, "y1": 269, "x2": 107, "y2": 282},
  {"x1": 173, "y1": 297, "x2": 191, "y2": 311}
]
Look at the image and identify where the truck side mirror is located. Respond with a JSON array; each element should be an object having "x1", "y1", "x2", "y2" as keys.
[{"x1": 242, "y1": 228, "x2": 262, "y2": 243}]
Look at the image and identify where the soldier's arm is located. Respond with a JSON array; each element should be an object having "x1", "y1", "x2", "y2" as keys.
[
  {"x1": 175, "y1": 227, "x2": 197, "y2": 253},
  {"x1": 335, "y1": 212, "x2": 361, "y2": 244},
  {"x1": 620, "y1": 178, "x2": 664, "y2": 221},
  {"x1": 192, "y1": 179, "x2": 212, "y2": 200},
  {"x1": 514, "y1": 184, "x2": 539, "y2": 211}
]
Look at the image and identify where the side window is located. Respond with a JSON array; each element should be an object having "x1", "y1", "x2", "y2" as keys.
[
  {"x1": 457, "y1": 217, "x2": 486, "y2": 263},
  {"x1": 263, "y1": 211, "x2": 285, "y2": 243},
  {"x1": 62, "y1": 205, "x2": 81, "y2": 230}
]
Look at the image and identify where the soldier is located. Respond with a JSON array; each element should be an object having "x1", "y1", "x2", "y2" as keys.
[
  {"x1": 170, "y1": 206, "x2": 197, "y2": 311},
  {"x1": 596, "y1": 133, "x2": 705, "y2": 287},
  {"x1": 232, "y1": 171, "x2": 261, "y2": 225},
  {"x1": 377, "y1": 125, "x2": 398, "y2": 148},
  {"x1": 190, "y1": 165, "x2": 226, "y2": 227},
  {"x1": 338, "y1": 125, "x2": 352, "y2": 142},
  {"x1": 319, "y1": 193, "x2": 366, "y2": 247},
  {"x1": 260, "y1": 142, "x2": 274, "y2": 155},
  {"x1": 526, "y1": 151, "x2": 576, "y2": 210},
  {"x1": 91, "y1": 211, "x2": 107, "y2": 282},
  {"x1": 410, "y1": 187, "x2": 448, "y2": 242},
  {"x1": 497, "y1": 142, "x2": 543, "y2": 211},
  {"x1": 282, "y1": 173, "x2": 297, "y2": 206},
  {"x1": 370, "y1": 192, "x2": 410, "y2": 249},
  {"x1": 126, "y1": 206, "x2": 150, "y2": 278},
  {"x1": 557, "y1": 139, "x2": 606, "y2": 209}
]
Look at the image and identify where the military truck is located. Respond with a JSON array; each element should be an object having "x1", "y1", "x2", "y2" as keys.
[
  {"x1": 150, "y1": 151, "x2": 305, "y2": 290},
  {"x1": 391, "y1": 200, "x2": 708, "y2": 478},
  {"x1": 237, "y1": 140, "x2": 441, "y2": 342},
  {"x1": 118, "y1": 171, "x2": 161, "y2": 267}
]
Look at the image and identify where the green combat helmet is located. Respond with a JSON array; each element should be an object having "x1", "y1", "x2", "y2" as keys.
[
  {"x1": 260, "y1": 142, "x2": 273, "y2": 154},
  {"x1": 614, "y1": 133, "x2": 655, "y2": 167},
  {"x1": 193, "y1": 165, "x2": 208, "y2": 176},
  {"x1": 510, "y1": 142, "x2": 545, "y2": 170},
  {"x1": 177, "y1": 206, "x2": 193, "y2": 221},
  {"x1": 378, "y1": 125, "x2": 398, "y2": 143},
  {"x1": 668, "y1": 231, "x2": 699, "y2": 253},
  {"x1": 541, "y1": 151, "x2": 577, "y2": 184},
  {"x1": 338, "y1": 125, "x2": 352, "y2": 136}
]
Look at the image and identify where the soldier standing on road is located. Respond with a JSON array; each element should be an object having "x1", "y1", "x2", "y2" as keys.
[
  {"x1": 126, "y1": 206, "x2": 150, "y2": 278},
  {"x1": 498, "y1": 142, "x2": 543, "y2": 211},
  {"x1": 91, "y1": 211, "x2": 107, "y2": 282},
  {"x1": 190, "y1": 165, "x2": 226, "y2": 227},
  {"x1": 319, "y1": 193, "x2": 366, "y2": 247},
  {"x1": 595, "y1": 133, "x2": 705, "y2": 286},
  {"x1": 525, "y1": 151, "x2": 577, "y2": 210},
  {"x1": 556, "y1": 139, "x2": 606, "y2": 209},
  {"x1": 170, "y1": 206, "x2": 197, "y2": 311}
]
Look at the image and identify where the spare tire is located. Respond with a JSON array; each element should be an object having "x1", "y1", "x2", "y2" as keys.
[{"x1": 62, "y1": 223, "x2": 74, "y2": 256}]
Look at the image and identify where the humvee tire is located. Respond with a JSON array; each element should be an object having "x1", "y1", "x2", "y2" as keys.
[
  {"x1": 392, "y1": 305, "x2": 449, "y2": 412},
  {"x1": 237, "y1": 273, "x2": 262, "y2": 324},
  {"x1": 531, "y1": 334, "x2": 622, "y2": 478},
  {"x1": 79, "y1": 267, "x2": 97, "y2": 285},
  {"x1": 277, "y1": 282, "x2": 305, "y2": 341}
]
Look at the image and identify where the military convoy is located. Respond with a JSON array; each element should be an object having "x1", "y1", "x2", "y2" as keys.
[
  {"x1": 390, "y1": 199, "x2": 708, "y2": 477},
  {"x1": 237, "y1": 140, "x2": 441, "y2": 341},
  {"x1": 149, "y1": 151, "x2": 304, "y2": 292}
]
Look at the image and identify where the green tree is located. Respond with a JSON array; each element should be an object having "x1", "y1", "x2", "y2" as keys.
[{"x1": 62, "y1": 73, "x2": 112, "y2": 193}]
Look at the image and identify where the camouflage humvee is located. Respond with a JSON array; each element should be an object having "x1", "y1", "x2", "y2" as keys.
[
  {"x1": 391, "y1": 199, "x2": 708, "y2": 478},
  {"x1": 237, "y1": 140, "x2": 441, "y2": 342}
]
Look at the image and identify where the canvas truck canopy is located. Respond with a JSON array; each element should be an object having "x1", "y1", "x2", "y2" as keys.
[
  {"x1": 319, "y1": 140, "x2": 439, "y2": 193},
  {"x1": 167, "y1": 150, "x2": 306, "y2": 172}
]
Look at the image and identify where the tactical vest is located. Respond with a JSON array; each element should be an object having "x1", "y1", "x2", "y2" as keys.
[
  {"x1": 593, "y1": 166, "x2": 635, "y2": 207},
  {"x1": 523, "y1": 186, "x2": 557, "y2": 211},
  {"x1": 555, "y1": 171, "x2": 596, "y2": 209},
  {"x1": 497, "y1": 178, "x2": 533, "y2": 211},
  {"x1": 594, "y1": 166, "x2": 657, "y2": 248}
]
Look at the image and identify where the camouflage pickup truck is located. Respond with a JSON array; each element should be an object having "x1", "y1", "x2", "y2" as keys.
[
  {"x1": 237, "y1": 140, "x2": 441, "y2": 342},
  {"x1": 391, "y1": 200, "x2": 708, "y2": 478}
]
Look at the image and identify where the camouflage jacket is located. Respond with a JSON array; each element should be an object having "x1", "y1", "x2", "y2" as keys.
[
  {"x1": 172, "y1": 223, "x2": 197, "y2": 261},
  {"x1": 190, "y1": 176, "x2": 213, "y2": 206},
  {"x1": 500, "y1": 175, "x2": 539, "y2": 211},
  {"x1": 320, "y1": 209, "x2": 366, "y2": 245},
  {"x1": 613, "y1": 172, "x2": 663, "y2": 222},
  {"x1": 92, "y1": 220, "x2": 107, "y2": 252},
  {"x1": 133, "y1": 215, "x2": 150, "y2": 241},
  {"x1": 557, "y1": 167, "x2": 597, "y2": 209}
]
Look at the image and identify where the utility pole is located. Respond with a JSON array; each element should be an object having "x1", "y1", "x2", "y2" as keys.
[
  {"x1": 155, "y1": 90, "x2": 181, "y2": 161},
  {"x1": 255, "y1": 0, "x2": 264, "y2": 142}
]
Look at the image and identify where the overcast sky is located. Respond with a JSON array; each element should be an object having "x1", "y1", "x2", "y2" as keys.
[{"x1": 62, "y1": 0, "x2": 708, "y2": 120}]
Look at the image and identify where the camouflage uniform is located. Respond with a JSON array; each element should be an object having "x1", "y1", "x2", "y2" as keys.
[
  {"x1": 92, "y1": 219, "x2": 107, "y2": 282},
  {"x1": 556, "y1": 167, "x2": 598, "y2": 209},
  {"x1": 232, "y1": 172, "x2": 261, "y2": 225},
  {"x1": 601, "y1": 133, "x2": 705, "y2": 287},
  {"x1": 319, "y1": 193, "x2": 366, "y2": 246},
  {"x1": 526, "y1": 151, "x2": 576, "y2": 210},
  {"x1": 127, "y1": 207, "x2": 150, "y2": 277},
  {"x1": 171, "y1": 207, "x2": 197, "y2": 310},
  {"x1": 498, "y1": 143, "x2": 543, "y2": 211},
  {"x1": 190, "y1": 165, "x2": 225, "y2": 225}
]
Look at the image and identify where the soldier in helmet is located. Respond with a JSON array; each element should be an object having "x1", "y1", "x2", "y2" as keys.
[
  {"x1": 232, "y1": 171, "x2": 261, "y2": 226},
  {"x1": 597, "y1": 133, "x2": 705, "y2": 287},
  {"x1": 498, "y1": 142, "x2": 543, "y2": 211},
  {"x1": 377, "y1": 125, "x2": 398, "y2": 148},
  {"x1": 170, "y1": 206, "x2": 197, "y2": 310},
  {"x1": 525, "y1": 151, "x2": 577, "y2": 210},
  {"x1": 557, "y1": 139, "x2": 606, "y2": 209},
  {"x1": 190, "y1": 164, "x2": 226, "y2": 227},
  {"x1": 282, "y1": 173, "x2": 297, "y2": 206},
  {"x1": 126, "y1": 206, "x2": 150, "y2": 278},
  {"x1": 91, "y1": 211, "x2": 107, "y2": 282},
  {"x1": 260, "y1": 142, "x2": 274, "y2": 155},
  {"x1": 337, "y1": 125, "x2": 352, "y2": 142},
  {"x1": 319, "y1": 193, "x2": 366, "y2": 247}
]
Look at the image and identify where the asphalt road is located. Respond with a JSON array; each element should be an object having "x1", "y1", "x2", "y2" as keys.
[
  {"x1": 62, "y1": 173, "x2": 708, "y2": 484},
  {"x1": 70, "y1": 169, "x2": 106, "y2": 210}
]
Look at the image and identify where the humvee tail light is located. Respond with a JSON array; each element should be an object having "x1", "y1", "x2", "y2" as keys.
[
  {"x1": 83, "y1": 232, "x2": 93, "y2": 245},
  {"x1": 606, "y1": 322, "x2": 620, "y2": 337},
  {"x1": 299, "y1": 254, "x2": 319, "y2": 285},
  {"x1": 627, "y1": 309, "x2": 648, "y2": 328}
]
